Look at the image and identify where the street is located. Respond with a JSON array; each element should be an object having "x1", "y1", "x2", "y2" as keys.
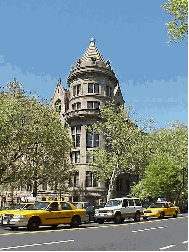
[{"x1": 0, "y1": 214, "x2": 187, "y2": 251}]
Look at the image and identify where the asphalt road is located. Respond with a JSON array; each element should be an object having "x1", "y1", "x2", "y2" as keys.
[{"x1": 0, "y1": 214, "x2": 187, "y2": 251}]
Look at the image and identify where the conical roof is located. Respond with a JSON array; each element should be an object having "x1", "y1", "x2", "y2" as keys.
[
  {"x1": 81, "y1": 38, "x2": 105, "y2": 63},
  {"x1": 67, "y1": 38, "x2": 119, "y2": 86}
]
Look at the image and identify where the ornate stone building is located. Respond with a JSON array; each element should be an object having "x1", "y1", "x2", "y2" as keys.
[
  {"x1": 0, "y1": 38, "x2": 137, "y2": 207},
  {"x1": 52, "y1": 38, "x2": 137, "y2": 205}
]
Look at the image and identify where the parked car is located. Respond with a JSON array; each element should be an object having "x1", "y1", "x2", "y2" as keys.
[
  {"x1": 142, "y1": 201, "x2": 152, "y2": 209},
  {"x1": 1, "y1": 201, "x2": 89, "y2": 231},
  {"x1": 0, "y1": 203, "x2": 34, "y2": 225},
  {"x1": 142, "y1": 201, "x2": 179, "y2": 219},
  {"x1": 95, "y1": 197, "x2": 143, "y2": 224},
  {"x1": 86, "y1": 205, "x2": 104, "y2": 222},
  {"x1": 179, "y1": 202, "x2": 188, "y2": 213}
]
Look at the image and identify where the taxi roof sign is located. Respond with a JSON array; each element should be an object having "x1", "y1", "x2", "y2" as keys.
[{"x1": 157, "y1": 198, "x2": 167, "y2": 202}]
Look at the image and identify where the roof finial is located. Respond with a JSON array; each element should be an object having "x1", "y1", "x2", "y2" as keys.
[
  {"x1": 90, "y1": 38, "x2": 96, "y2": 46},
  {"x1": 58, "y1": 77, "x2": 61, "y2": 85}
]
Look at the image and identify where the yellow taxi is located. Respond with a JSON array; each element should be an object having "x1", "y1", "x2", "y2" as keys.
[
  {"x1": 0, "y1": 203, "x2": 33, "y2": 226},
  {"x1": 1, "y1": 201, "x2": 89, "y2": 231},
  {"x1": 142, "y1": 201, "x2": 179, "y2": 220}
]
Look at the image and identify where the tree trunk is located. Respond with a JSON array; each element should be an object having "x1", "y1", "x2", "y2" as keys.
[
  {"x1": 107, "y1": 162, "x2": 118, "y2": 202},
  {"x1": 11, "y1": 186, "x2": 14, "y2": 205},
  {"x1": 33, "y1": 180, "x2": 37, "y2": 197}
]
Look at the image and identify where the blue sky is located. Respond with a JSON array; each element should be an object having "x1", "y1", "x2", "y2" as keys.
[{"x1": 0, "y1": 0, "x2": 187, "y2": 128}]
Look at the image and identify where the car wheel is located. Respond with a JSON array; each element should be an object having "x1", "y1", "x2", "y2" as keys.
[
  {"x1": 159, "y1": 212, "x2": 165, "y2": 219},
  {"x1": 173, "y1": 211, "x2": 178, "y2": 218},
  {"x1": 121, "y1": 218, "x2": 125, "y2": 223},
  {"x1": 134, "y1": 212, "x2": 140, "y2": 222},
  {"x1": 27, "y1": 217, "x2": 40, "y2": 231},
  {"x1": 143, "y1": 216, "x2": 148, "y2": 220},
  {"x1": 10, "y1": 227, "x2": 18, "y2": 231},
  {"x1": 97, "y1": 219, "x2": 104, "y2": 224},
  {"x1": 114, "y1": 213, "x2": 122, "y2": 224},
  {"x1": 70, "y1": 216, "x2": 81, "y2": 228}
]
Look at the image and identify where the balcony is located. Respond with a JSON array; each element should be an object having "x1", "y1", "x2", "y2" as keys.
[{"x1": 63, "y1": 108, "x2": 100, "y2": 119}]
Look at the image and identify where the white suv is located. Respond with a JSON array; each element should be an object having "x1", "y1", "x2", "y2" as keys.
[{"x1": 94, "y1": 197, "x2": 143, "y2": 224}]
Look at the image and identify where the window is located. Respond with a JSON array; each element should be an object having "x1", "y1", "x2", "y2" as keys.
[
  {"x1": 71, "y1": 151, "x2": 80, "y2": 163},
  {"x1": 73, "y1": 84, "x2": 81, "y2": 96},
  {"x1": 74, "y1": 171, "x2": 79, "y2": 187},
  {"x1": 49, "y1": 202, "x2": 59, "y2": 211},
  {"x1": 86, "y1": 129, "x2": 99, "y2": 147},
  {"x1": 94, "y1": 134, "x2": 99, "y2": 147},
  {"x1": 55, "y1": 99, "x2": 61, "y2": 113},
  {"x1": 86, "y1": 171, "x2": 97, "y2": 187},
  {"x1": 86, "y1": 152, "x2": 91, "y2": 163},
  {"x1": 27, "y1": 184, "x2": 32, "y2": 191},
  {"x1": 42, "y1": 183, "x2": 47, "y2": 191},
  {"x1": 88, "y1": 83, "x2": 99, "y2": 93},
  {"x1": 71, "y1": 126, "x2": 81, "y2": 147},
  {"x1": 72, "y1": 102, "x2": 81, "y2": 110},
  {"x1": 106, "y1": 86, "x2": 112, "y2": 97},
  {"x1": 86, "y1": 151, "x2": 96, "y2": 163},
  {"x1": 50, "y1": 183, "x2": 57, "y2": 191},
  {"x1": 18, "y1": 184, "x2": 23, "y2": 191},
  {"x1": 134, "y1": 199, "x2": 141, "y2": 206},
  {"x1": 77, "y1": 84, "x2": 81, "y2": 95},
  {"x1": 61, "y1": 202, "x2": 73, "y2": 210},
  {"x1": 128, "y1": 199, "x2": 134, "y2": 206},
  {"x1": 123, "y1": 199, "x2": 128, "y2": 207},
  {"x1": 87, "y1": 101, "x2": 100, "y2": 109}
]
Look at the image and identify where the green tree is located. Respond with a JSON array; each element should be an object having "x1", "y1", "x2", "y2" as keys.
[
  {"x1": 161, "y1": 0, "x2": 188, "y2": 44},
  {"x1": 130, "y1": 121, "x2": 188, "y2": 203},
  {"x1": 0, "y1": 79, "x2": 73, "y2": 198},
  {"x1": 87, "y1": 101, "x2": 155, "y2": 201},
  {"x1": 131, "y1": 156, "x2": 180, "y2": 200}
]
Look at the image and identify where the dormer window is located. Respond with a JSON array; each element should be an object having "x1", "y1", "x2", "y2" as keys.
[
  {"x1": 55, "y1": 99, "x2": 61, "y2": 113},
  {"x1": 88, "y1": 83, "x2": 99, "y2": 93}
]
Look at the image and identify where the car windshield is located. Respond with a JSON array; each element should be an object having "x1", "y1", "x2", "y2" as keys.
[
  {"x1": 27, "y1": 202, "x2": 49, "y2": 210},
  {"x1": 106, "y1": 200, "x2": 122, "y2": 207},
  {"x1": 6, "y1": 204, "x2": 25, "y2": 210},
  {"x1": 150, "y1": 203, "x2": 165, "y2": 208},
  {"x1": 86, "y1": 206, "x2": 93, "y2": 211}
]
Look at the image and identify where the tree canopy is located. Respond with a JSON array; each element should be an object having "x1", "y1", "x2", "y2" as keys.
[
  {"x1": 0, "y1": 79, "x2": 73, "y2": 196},
  {"x1": 161, "y1": 0, "x2": 188, "y2": 44},
  {"x1": 87, "y1": 101, "x2": 155, "y2": 200},
  {"x1": 130, "y1": 121, "x2": 188, "y2": 203}
]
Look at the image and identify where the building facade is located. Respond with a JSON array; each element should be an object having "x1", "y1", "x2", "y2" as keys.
[
  {"x1": 0, "y1": 38, "x2": 138, "y2": 207},
  {"x1": 52, "y1": 38, "x2": 137, "y2": 205}
]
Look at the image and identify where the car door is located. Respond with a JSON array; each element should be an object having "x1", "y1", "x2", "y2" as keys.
[
  {"x1": 59, "y1": 202, "x2": 74, "y2": 224},
  {"x1": 43, "y1": 202, "x2": 62, "y2": 225},
  {"x1": 163, "y1": 203, "x2": 171, "y2": 216},
  {"x1": 121, "y1": 199, "x2": 129, "y2": 218},
  {"x1": 128, "y1": 199, "x2": 136, "y2": 217},
  {"x1": 168, "y1": 203, "x2": 175, "y2": 215}
]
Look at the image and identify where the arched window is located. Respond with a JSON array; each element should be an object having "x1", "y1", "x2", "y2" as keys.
[{"x1": 55, "y1": 99, "x2": 61, "y2": 113}]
